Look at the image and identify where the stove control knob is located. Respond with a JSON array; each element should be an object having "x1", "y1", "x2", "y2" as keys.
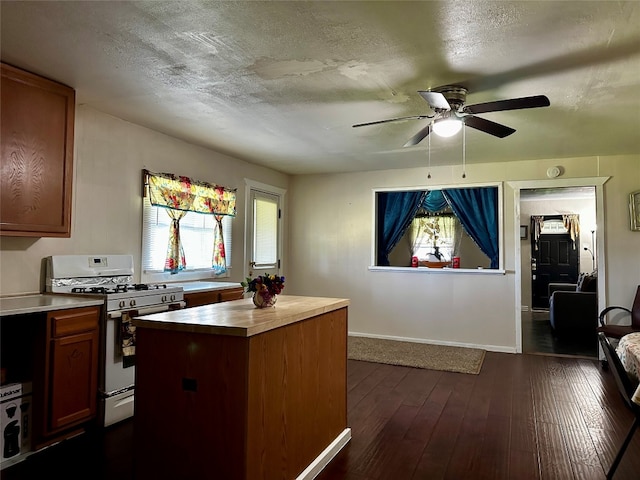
[
  {"x1": 162, "y1": 295, "x2": 167, "y2": 303},
  {"x1": 170, "y1": 294, "x2": 176, "y2": 301},
  {"x1": 119, "y1": 300, "x2": 125, "y2": 308},
  {"x1": 130, "y1": 299, "x2": 136, "y2": 307}
]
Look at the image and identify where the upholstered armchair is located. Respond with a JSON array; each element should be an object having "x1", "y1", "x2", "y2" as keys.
[{"x1": 548, "y1": 273, "x2": 598, "y2": 339}]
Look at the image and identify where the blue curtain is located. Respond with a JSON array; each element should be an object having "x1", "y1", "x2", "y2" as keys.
[
  {"x1": 423, "y1": 190, "x2": 448, "y2": 213},
  {"x1": 377, "y1": 191, "x2": 427, "y2": 265},
  {"x1": 442, "y1": 187, "x2": 499, "y2": 268}
]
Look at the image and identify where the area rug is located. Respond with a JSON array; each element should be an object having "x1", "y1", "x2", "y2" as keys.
[{"x1": 348, "y1": 336, "x2": 486, "y2": 375}]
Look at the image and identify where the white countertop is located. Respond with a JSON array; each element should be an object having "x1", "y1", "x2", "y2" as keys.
[
  {"x1": 0, "y1": 294, "x2": 104, "y2": 317},
  {"x1": 164, "y1": 281, "x2": 243, "y2": 294}
]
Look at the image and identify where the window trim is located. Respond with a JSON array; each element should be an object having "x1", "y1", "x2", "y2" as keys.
[{"x1": 370, "y1": 181, "x2": 504, "y2": 273}]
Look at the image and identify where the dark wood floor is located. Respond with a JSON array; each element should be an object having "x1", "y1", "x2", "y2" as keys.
[
  {"x1": 3, "y1": 353, "x2": 639, "y2": 480},
  {"x1": 522, "y1": 310, "x2": 599, "y2": 359}
]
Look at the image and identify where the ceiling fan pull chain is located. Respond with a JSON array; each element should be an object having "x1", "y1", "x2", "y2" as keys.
[
  {"x1": 427, "y1": 125, "x2": 432, "y2": 179},
  {"x1": 462, "y1": 125, "x2": 466, "y2": 179}
]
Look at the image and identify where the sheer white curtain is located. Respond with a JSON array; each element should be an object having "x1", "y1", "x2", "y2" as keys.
[
  {"x1": 409, "y1": 215, "x2": 461, "y2": 260},
  {"x1": 409, "y1": 218, "x2": 428, "y2": 257}
]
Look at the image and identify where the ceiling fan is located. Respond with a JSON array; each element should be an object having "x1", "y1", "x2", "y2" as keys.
[{"x1": 352, "y1": 85, "x2": 550, "y2": 147}]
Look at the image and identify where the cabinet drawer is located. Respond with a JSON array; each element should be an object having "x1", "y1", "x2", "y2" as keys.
[
  {"x1": 219, "y1": 287, "x2": 244, "y2": 303},
  {"x1": 184, "y1": 291, "x2": 220, "y2": 308},
  {"x1": 48, "y1": 306, "x2": 100, "y2": 338},
  {"x1": 184, "y1": 287, "x2": 245, "y2": 307}
]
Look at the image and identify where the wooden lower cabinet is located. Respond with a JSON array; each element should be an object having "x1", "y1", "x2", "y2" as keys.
[
  {"x1": 183, "y1": 286, "x2": 244, "y2": 308},
  {"x1": 33, "y1": 306, "x2": 99, "y2": 447}
]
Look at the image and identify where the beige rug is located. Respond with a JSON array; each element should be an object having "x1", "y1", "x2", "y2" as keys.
[{"x1": 348, "y1": 336, "x2": 486, "y2": 375}]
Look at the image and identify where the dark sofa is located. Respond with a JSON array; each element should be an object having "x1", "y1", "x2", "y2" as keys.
[{"x1": 548, "y1": 273, "x2": 598, "y2": 339}]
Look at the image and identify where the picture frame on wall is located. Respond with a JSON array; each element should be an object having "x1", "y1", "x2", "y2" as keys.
[
  {"x1": 630, "y1": 190, "x2": 640, "y2": 231},
  {"x1": 520, "y1": 225, "x2": 528, "y2": 239}
]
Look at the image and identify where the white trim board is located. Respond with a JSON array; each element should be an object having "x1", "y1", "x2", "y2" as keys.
[
  {"x1": 295, "y1": 428, "x2": 351, "y2": 480},
  {"x1": 348, "y1": 331, "x2": 517, "y2": 354}
]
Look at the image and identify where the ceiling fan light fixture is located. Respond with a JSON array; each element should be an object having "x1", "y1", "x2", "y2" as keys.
[{"x1": 432, "y1": 118, "x2": 462, "y2": 137}]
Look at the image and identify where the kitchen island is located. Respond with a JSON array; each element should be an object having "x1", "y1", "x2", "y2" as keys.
[{"x1": 132, "y1": 295, "x2": 350, "y2": 480}]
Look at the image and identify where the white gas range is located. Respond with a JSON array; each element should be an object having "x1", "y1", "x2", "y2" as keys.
[{"x1": 45, "y1": 254, "x2": 185, "y2": 427}]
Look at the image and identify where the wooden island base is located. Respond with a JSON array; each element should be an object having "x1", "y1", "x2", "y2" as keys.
[{"x1": 132, "y1": 295, "x2": 350, "y2": 480}]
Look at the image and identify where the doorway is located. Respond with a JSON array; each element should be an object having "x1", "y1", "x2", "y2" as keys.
[
  {"x1": 244, "y1": 179, "x2": 286, "y2": 282},
  {"x1": 519, "y1": 186, "x2": 598, "y2": 358},
  {"x1": 530, "y1": 216, "x2": 580, "y2": 309}
]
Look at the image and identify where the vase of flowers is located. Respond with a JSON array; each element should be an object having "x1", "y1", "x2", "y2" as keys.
[{"x1": 241, "y1": 274, "x2": 285, "y2": 308}]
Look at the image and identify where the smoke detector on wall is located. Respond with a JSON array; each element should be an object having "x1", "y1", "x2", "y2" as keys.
[{"x1": 546, "y1": 166, "x2": 563, "y2": 178}]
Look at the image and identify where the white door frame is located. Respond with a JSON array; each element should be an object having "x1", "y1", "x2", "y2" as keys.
[{"x1": 244, "y1": 178, "x2": 286, "y2": 282}]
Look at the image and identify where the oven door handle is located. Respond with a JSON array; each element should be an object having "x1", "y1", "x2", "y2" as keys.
[{"x1": 108, "y1": 301, "x2": 185, "y2": 319}]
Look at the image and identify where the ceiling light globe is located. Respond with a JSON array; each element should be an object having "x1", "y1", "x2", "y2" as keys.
[{"x1": 433, "y1": 119, "x2": 462, "y2": 137}]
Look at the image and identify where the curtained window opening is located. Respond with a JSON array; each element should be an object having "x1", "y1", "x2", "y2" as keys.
[
  {"x1": 143, "y1": 170, "x2": 236, "y2": 275},
  {"x1": 141, "y1": 197, "x2": 233, "y2": 274},
  {"x1": 376, "y1": 186, "x2": 501, "y2": 269}
]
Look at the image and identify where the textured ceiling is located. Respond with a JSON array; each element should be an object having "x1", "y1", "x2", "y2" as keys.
[{"x1": 1, "y1": 1, "x2": 639, "y2": 175}]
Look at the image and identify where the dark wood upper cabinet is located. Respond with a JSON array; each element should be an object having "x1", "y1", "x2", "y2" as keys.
[{"x1": 1, "y1": 62, "x2": 75, "y2": 237}]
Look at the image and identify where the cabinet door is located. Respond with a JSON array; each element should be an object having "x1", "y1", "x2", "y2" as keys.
[
  {"x1": 49, "y1": 329, "x2": 99, "y2": 430},
  {"x1": 0, "y1": 62, "x2": 75, "y2": 237},
  {"x1": 45, "y1": 306, "x2": 99, "y2": 434}
]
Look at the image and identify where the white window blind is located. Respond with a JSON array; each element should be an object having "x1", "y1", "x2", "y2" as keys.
[
  {"x1": 253, "y1": 194, "x2": 278, "y2": 265},
  {"x1": 141, "y1": 196, "x2": 232, "y2": 280}
]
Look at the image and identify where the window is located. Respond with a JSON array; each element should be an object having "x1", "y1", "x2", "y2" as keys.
[
  {"x1": 141, "y1": 196, "x2": 232, "y2": 282},
  {"x1": 410, "y1": 213, "x2": 462, "y2": 261},
  {"x1": 244, "y1": 179, "x2": 285, "y2": 279},
  {"x1": 375, "y1": 184, "x2": 502, "y2": 270},
  {"x1": 252, "y1": 191, "x2": 279, "y2": 267}
]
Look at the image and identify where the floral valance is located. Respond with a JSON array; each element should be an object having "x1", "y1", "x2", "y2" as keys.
[{"x1": 145, "y1": 170, "x2": 236, "y2": 216}]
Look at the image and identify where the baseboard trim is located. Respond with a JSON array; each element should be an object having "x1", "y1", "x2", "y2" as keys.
[
  {"x1": 296, "y1": 428, "x2": 351, "y2": 480},
  {"x1": 348, "y1": 331, "x2": 517, "y2": 354}
]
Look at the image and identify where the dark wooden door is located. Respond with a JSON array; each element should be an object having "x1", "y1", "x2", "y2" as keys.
[{"x1": 531, "y1": 231, "x2": 580, "y2": 309}]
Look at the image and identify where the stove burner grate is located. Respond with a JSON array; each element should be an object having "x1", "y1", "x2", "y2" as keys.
[
  {"x1": 71, "y1": 283, "x2": 172, "y2": 295},
  {"x1": 72, "y1": 286, "x2": 110, "y2": 294},
  {"x1": 132, "y1": 283, "x2": 169, "y2": 290}
]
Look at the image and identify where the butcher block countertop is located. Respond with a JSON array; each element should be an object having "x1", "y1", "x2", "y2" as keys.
[
  {"x1": 132, "y1": 294, "x2": 349, "y2": 337},
  {"x1": 0, "y1": 293, "x2": 104, "y2": 317}
]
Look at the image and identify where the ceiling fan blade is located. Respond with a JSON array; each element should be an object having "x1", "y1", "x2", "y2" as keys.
[
  {"x1": 418, "y1": 91, "x2": 451, "y2": 111},
  {"x1": 352, "y1": 114, "x2": 432, "y2": 128},
  {"x1": 403, "y1": 124, "x2": 432, "y2": 147},
  {"x1": 464, "y1": 115, "x2": 515, "y2": 138},
  {"x1": 463, "y1": 95, "x2": 550, "y2": 114}
]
